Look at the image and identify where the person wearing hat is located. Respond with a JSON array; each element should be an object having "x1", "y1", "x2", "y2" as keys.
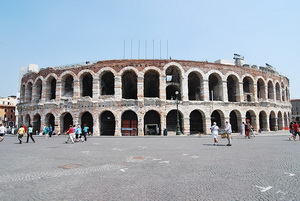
[
  {"x1": 210, "y1": 122, "x2": 219, "y2": 145},
  {"x1": 225, "y1": 121, "x2": 232, "y2": 146}
]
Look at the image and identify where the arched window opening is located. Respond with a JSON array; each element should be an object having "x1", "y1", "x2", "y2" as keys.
[
  {"x1": 267, "y1": 81, "x2": 274, "y2": 100},
  {"x1": 229, "y1": 111, "x2": 238, "y2": 132},
  {"x1": 122, "y1": 71, "x2": 137, "y2": 99},
  {"x1": 101, "y1": 72, "x2": 115, "y2": 95},
  {"x1": 81, "y1": 112, "x2": 93, "y2": 134},
  {"x1": 190, "y1": 110, "x2": 204, "y2": 134},
  {"x1": 166, "y1": 110, "x2": 182, "y2": 133},
  {"x1": 227, "y1": 76, "x2": 237, "y2": 102},
  {"x1": 144, "y1": 70, "x2": 159, "y2": 98},
  {"x1": 144, "y1": 110, "x2": 161, "y2": 135},
  {"x1": 211, "y1": 110, "x2": 222, "y2": 127},
  {"x1": 188, "y1": 72, "x2": 202, "y2": 101},
  {"x1": 275, "y1": 83, "x2": 280, "y2": 101},
  {"x1": 35, "y1": 79, "x2": 42, "y2": 101},
  {"x1": 257, "y1": 79, "x2": 266, "y2": 100},
  {"x1": 100, "y1": 111, "x2": 115, "y2": 136},
  {"x1": 209, "y1": 74, "x2": 222, "y2": 101},
  {"x1": 82, "y1": 73, "x2": 93, "y2": 97},
  {"x1": 63, "y1": 75, "x2": 74, "y2": 97},
  {"x1": 62, "y1": 113, "x2": 73, "y2": 133},
  {"x1": 121, "y1": 111, "x2": 138, "y2": 136}
]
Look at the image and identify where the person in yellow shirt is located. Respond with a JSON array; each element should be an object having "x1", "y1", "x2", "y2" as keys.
[{"x1": 17, "y1": 125, "x2": 25, "y2": 144}]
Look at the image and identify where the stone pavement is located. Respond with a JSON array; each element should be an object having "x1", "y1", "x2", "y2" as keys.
[{"x1": 0, "y1": 131, "x2": 300, "y2": 201}]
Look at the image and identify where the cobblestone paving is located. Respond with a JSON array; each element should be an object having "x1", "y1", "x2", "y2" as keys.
[{"x1": 0, "y1": 132, "x2": 300, "y2": 201}]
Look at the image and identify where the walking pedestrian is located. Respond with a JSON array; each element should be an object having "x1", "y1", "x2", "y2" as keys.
[
  {"x1": 82, "y1": 124, "x2": 89, "y2": 141},
  {"x1": 293, "y1": 122, "x2": 299, "y2": 141},
  {"x1": 245, "y1": 122, "x2": 250, "y2": 139},
  {"x1": 0, "y1": 124, "x2": 6, "y2": 142},
  {"x1": 225, "y1": 121, "x2": 232, "y2": 146},
  {"x1": 43, "y1": 125, "x2": 49, "y2": 138},
  {"x1": 26, "y1": 124, "x2": 35, "y2": 143},
  {"x1": 48, "y1": 125, "x2": 53, "y2": 137},
  {"x1": 241, "y1": 122, "x2": 245, "y2": 137},
  {"x1": 65, "y1": 125, "x2": 75, "y2": 144},
  {"x1": 210, "y1": 122, "x2": 219, "y2": 145},
  {"x1": 77, "y1": 125, "x2": 83, "y2": 142},
  {"x1": 17, "y1": 125, "x2": 25, "y2": 144}
]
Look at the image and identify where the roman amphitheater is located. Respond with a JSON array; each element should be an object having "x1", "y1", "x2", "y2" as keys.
[{"x1": 18, "y1": 59, "x2": 291, "y2": 136}]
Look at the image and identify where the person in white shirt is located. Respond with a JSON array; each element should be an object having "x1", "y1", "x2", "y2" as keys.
[
  {"x1": 225, "y1": 121, "x2": 232, "y2": 146},
  {"x1": 210, "y1": 122, "x2": 219, "y2": 145},
  {"x1": 0, "y1": 124, "x2": 6, "y2": 142}
]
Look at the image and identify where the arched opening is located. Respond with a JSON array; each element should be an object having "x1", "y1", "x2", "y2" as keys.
[
  {"x1": 166, "y1": 85, "x2": 181, "y2": 100},
  {"x1": 268, "y1": 81, "x2": 274, "y2": 100},
  {"x1": 122, "y1": 71, "x2": 137, "y2": 99},
  {"x1": 275, "y1": 83, "x2": 280, "y2": 101},
  {"x1": 62, "y1": 75, "x2": 74, "y2": 97},
  {"x1": 33, "y1": 114, "x2": 41, "y2": 134},
  {"x1": 269, "y1": 111, "x2": 276, "y2": 131},
  {"x1": 35, "y1": 79, "x2": 42, "y2": 101},
  {"x1": 211, "y1": 110, "x2": 222, "y2": 127},
  {"x1": 45, "y1": 113, "x2": 55, "y2": 132},
  {"x1": 121, "y1": 110, "x2": 138, "y2": 136},
  {"x1": 82, "y1": 73, "x2": 93, "y2": 97},
  {"x1": 144, "y1": 70, "x2": 159, "y2": 98},
  {"x1": 101, "y1": 72, "x2": 115, "y2": 95},
  {"x1": 81, "y1": 112, "x2": 93, "y2": 133},
  {"x1": 209, "y1": 74, "x2": 222, "y2": 101},
  {"x1": 257, "y1": 78, "x2": 266, "y2": 100},
  {"x1": 166, "y1": 110, "x2": 183, "y2": 133},
  {"x1": 62, "y1": 113, "x2": 73, "y2": 133},
  {"x1": 243, "y1": 77, "x2": 254, "y2": 102},
  {"x1": 190, "y1": 110, "x2": 204, "y2": 134},
  {"x1": 281, "y1": 83, "x2": 285, "y2": 102},
  {"x1": 144, "y1": 110, "x2": 161, "y2": 135},
  {"x1": 188, "y1": 72, "x2": 202, "y2": 101},
  {"x1": 277, "y1": 111, "x2": 283, "y2": 130},
  {"x1": 229, "y1": 111, "x2": 238, "y2": 132},
  {"x1": 227, "y1": 75, "x2": 238, "y2": 102},
  {"x1": 100, "y1": 111, "x2": 115, "y2": 136},
  {"x1": 259, "y1": 111, "x2": 267, "y2": 131}
]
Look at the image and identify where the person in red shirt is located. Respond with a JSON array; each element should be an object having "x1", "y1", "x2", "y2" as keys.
[
  {"x1": 292, "y1": 122, "x2": 299, "y2": 141},
  {"x1": 65, "y1": 125, "x2": 75, "y2": 144}
]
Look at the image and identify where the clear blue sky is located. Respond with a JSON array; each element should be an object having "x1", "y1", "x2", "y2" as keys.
[{"x1": 1, "y1": 0, "x2": 299, "y2": 98}]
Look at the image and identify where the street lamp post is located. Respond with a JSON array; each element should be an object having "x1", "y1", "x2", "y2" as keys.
[{"x1": 175, "y1": 91, "x2": 182, "y2": 135}]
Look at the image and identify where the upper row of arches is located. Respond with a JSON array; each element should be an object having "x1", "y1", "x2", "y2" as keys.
[{"x1": 20, "y1": 63, "x2": 290, "y2": 103}]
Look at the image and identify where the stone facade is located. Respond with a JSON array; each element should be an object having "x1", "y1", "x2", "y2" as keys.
[{"x1": 17, "y1": 59, "x2": 291, "y2": 136}]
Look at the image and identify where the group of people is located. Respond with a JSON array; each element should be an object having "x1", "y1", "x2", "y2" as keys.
[
  {"x1": 289, "y1": 122, "x2": 300, "y2": 141},
  {"x1": 210, "y1": 121, "x2": 232, "y2": 146},
  {"x1": 17, "y1": 124, "x2": 35, "y2": 144},
  {"x1": 211, "y1": 121, "x2": 255, "y2": 146},
  {"x1": 65, "y1": 124, "x2": 89, "y2": 144},
  {"x1": 240, "y1": 122, "x2": 255, "y2": 139},
  {"x1": 43, "y1": 125, "x2": 54, "y2": 137}
]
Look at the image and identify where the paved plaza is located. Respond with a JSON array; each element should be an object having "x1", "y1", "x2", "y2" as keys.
[{"x1": 0, "y1": 131, "x2": 300, "y2": 201}]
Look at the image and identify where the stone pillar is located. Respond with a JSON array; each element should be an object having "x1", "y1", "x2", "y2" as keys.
[
  {"x1": 160, "y1": 111, "x2": 166, "y2": 136},
  {"x1": 54, "y1": 113, "x2": 61, "y2": 135},
  {"x1": 203, "y1": 80, "x2": 210, "y2": 101},
  {"x1": 182, "y1": 77, "x2": 188, "y2": 102},
  {"x1": 41, "y1": 82, "x2": 48, "y2": 102},
  {"x1": 222, "y1": 81, "x2": 228, "y2": 102},
  {"x1": 253, "y1": 83, "x2": 258, "y2": 102},
  {"x1": 73, "y1": 80, "x2": 80, "y2": 100},
  {"x1": 183, "y1": 116, "x2": 190, "y2": 135},
  {"x1": 138, "y1": 112, "x2": 144, "y2": 136},
  {"x1": 56, "y1": 80, "x2": 62, "y2": 101},
  {"x1": 238, "y1": 82, "x2": 244, "y2": 102},
  {"x1": 93, "y1": 112, "x2": 100, "y2": 136},
  {"x1": 115, "y1": 112, "x2": 122, "y2": 136},
  {"x1": 160, "y1": 76, "x2": 166, "y2": 100},
  {"x1": 93, "y1": 78, "x2": 100, "y2": 100},
  {"x1": 115, "y1": 76, "x2": 122, "y2": 100},
  {"x1": 205, "y1": 117, "x2": 212, "y2": 134},
  {"x1": 137, "y1": 76, "x2": 144, "y2": 101}
]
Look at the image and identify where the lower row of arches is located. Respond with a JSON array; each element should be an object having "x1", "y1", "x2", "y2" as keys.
[{"x1": 22, "y1": 109, "x2": 290, "y2": 136}]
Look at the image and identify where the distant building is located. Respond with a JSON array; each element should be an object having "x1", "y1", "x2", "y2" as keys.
[
  {"x1": 291, "y1": 99, "x2": 300, "y2": 122},
  {"x1": 0, "y1": 96, "x2": 17, "y2": 127}
]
